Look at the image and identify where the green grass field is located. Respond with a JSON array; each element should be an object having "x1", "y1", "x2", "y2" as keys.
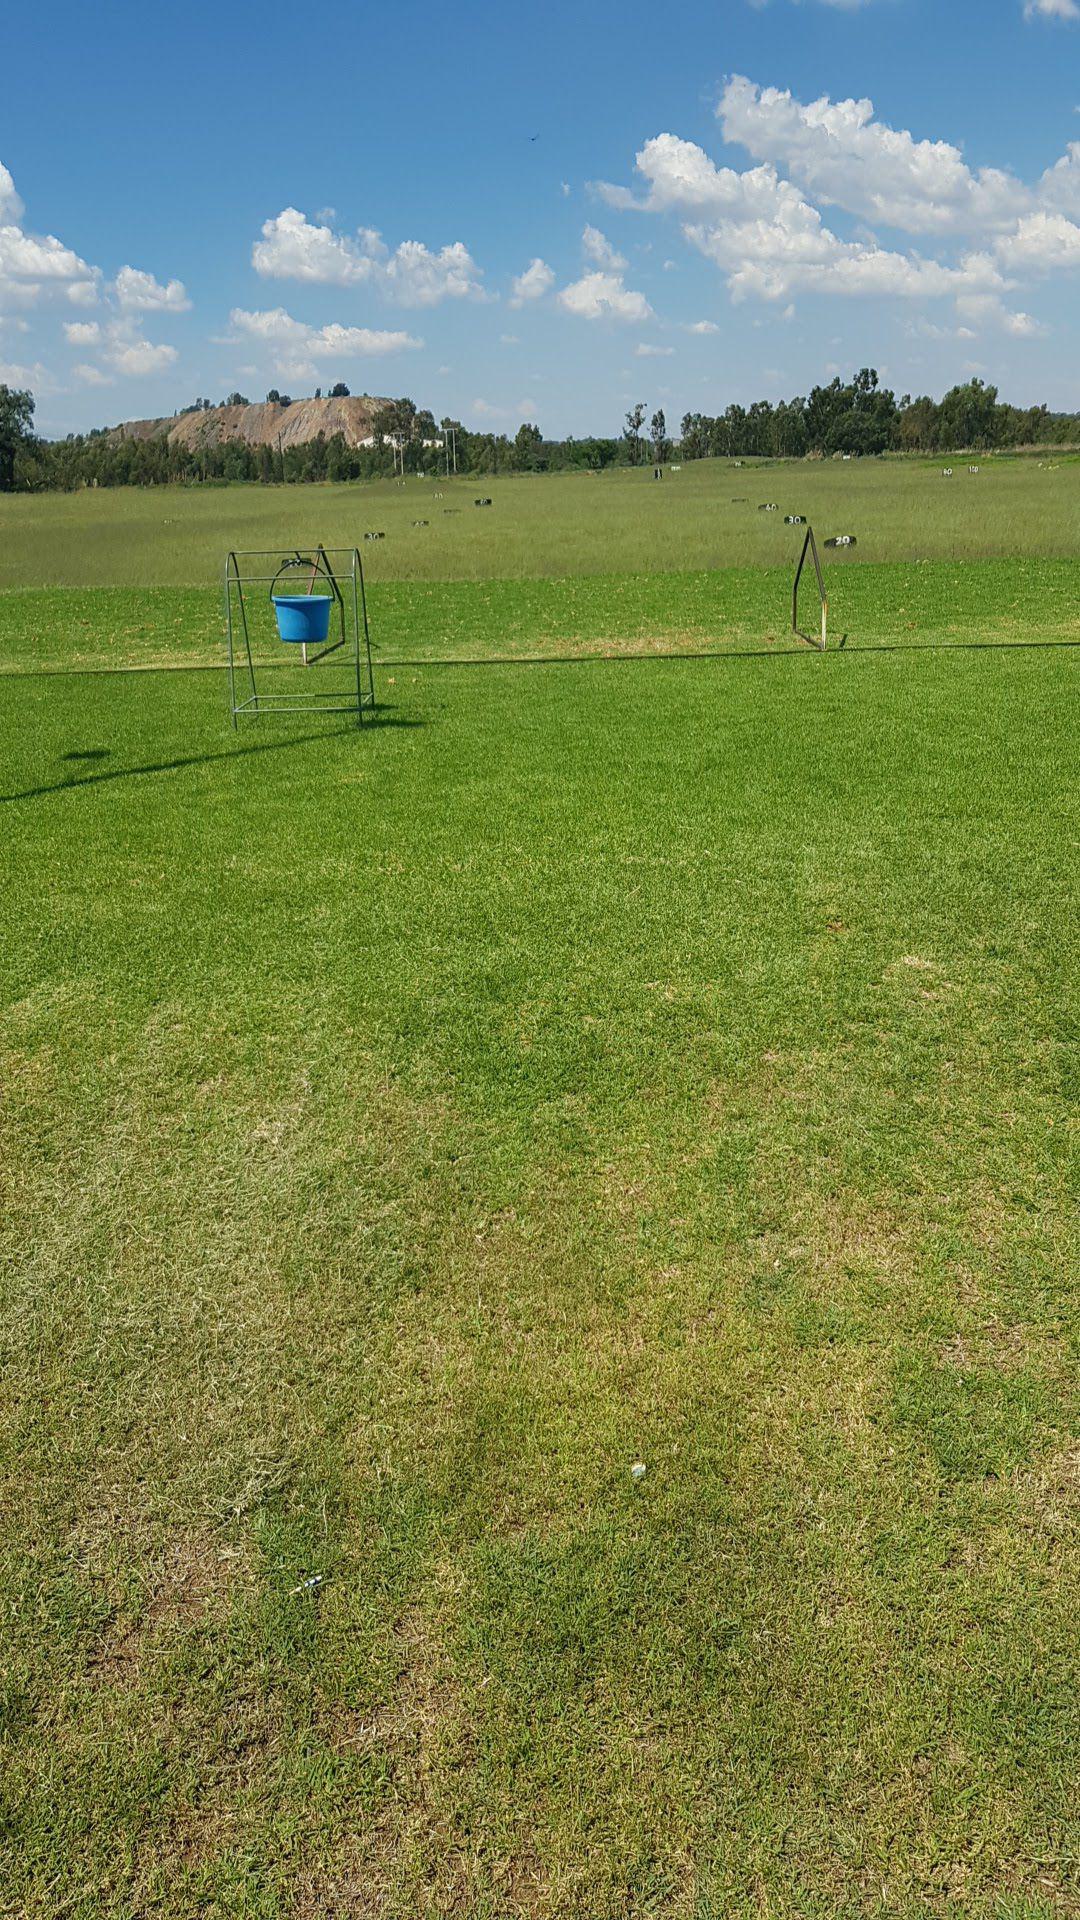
[
  {"x1": 2, "y1": 456, "x2": 1080, "y2": 590},
  {"x1": 1, "y1": 462, "x2": 1078, "y2": 1917}
]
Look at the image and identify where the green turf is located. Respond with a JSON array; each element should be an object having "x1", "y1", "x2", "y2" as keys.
[
  {"x1": 2, "y1": 636, "x2": 1077, "y2": 1916},
  {"x1": 1, "y1": 454, "x2": 1079, "y2": 591},
  {"x1": 1, "y1": 559, "x2": 1077, "y2": 676}
]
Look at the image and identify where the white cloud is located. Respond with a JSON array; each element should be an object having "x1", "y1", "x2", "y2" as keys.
[
  {"x1": 602, "y1": 130, "x2": 1013, "y2": 305},
  {"x1": 472, "y1": 396, "x2": 540, "y2": 421},
  {"x1": 252, "y1": 206, "x2": 483, "y2": 305},
  {"x1": 0, "y1": 160, "x2": 193, "y2": 395},
  {"x1": 229, "y1": 305, "x2": 421, "y2": 377},
  {"x1": 717, "y1": 76, "x2": 1029, "y2": 236},
  {"x1": 384, "y1": 239, "x2": 484, "y2": 306},
  {"x1": 582, "y1": 224, "x2": 627, "y2": 270},
  {"x1": 0, "y1": 159, "x2": 100, "y2": 312},
  {"x1": 103, "y1": 336, "x2": 178, "y2": 377},
  {"x1": 510, "y1": 257, "x2": 556, "y2": 305},
  {"x1": 253, "y1": 207, "x2": 370, "y2": 282},
  {"x1": 557, "y1": 270, "x2": 653, "y2": 322},
  {"x1": 0, "y1": 222, "x2": 97, "y2": 301},
  {"x1": 0, "y1": 163, "x2": 23, "y2": 224},
  {"x1": 1040, "y1": 142, "x2": 1080, "y2": 215},
  {"x1": 635, "y1": 343, "x2": 674, "y2": 356},
  {"x1": 1025, "y1": 0, "x2": 1079, "y2": 19},
  {"x1": 996, "y1": 210, "x2": 1080, "y2": 270},
  {"x1": 113, "y1": 265, "x2": 191, "y2": 312},
  {"x1": 686, "y1": 319, "x2": 720, "y2": 333},
  {"x1": 955, "y1": 293, "x2": 1048, "y2": 336},
  {"x1": 594, "y1": 86, "x2": 1080, "y2": 336},
  {"x1": 0, "y1": 356, "x2": 50, "y2": 386}
]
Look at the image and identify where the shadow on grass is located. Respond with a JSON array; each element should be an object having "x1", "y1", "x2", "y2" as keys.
[
  {"x1": 375, "y1": 636, "x2": 1079, "y2": 669},
  {"x1": 2, "y1": 712, "x2": 423, "y2": 806}
]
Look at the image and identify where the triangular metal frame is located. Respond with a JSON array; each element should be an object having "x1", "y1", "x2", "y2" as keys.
[{"x1": 792, "y1": 524, "x2": 828, "y2": 652}]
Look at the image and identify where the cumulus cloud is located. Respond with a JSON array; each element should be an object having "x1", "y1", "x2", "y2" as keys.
[
  {"x1": 113, "y1": 265, "x2": 191, "y2": 312},
  {"x1": 253, "y1": 207, "x2": 369, "y2": 283},
  {"x1": 1040, "y1": 142, "x2": 1080, "y2": 216},
  {"x1": 0, "y1": 166, "x2": 98, "y2": 310},
  {"x1": 0, "y1": 159, "x2": 100, "y2": 314},
  {"x1": 717, "y1": 76, "x2": 1030, "y2": 236},
  {"x1": 612, "y1": 130, "x2": 1005, "y2": 303},
  {"x1": 472, "y1": 396, "x2": 539, "y2": 420},
  {"x1": 102, "y1": 333, "x2": 179, "y2": 377},
  {"x1": 582, "y1": 224, "x2": 627, "y2": 270},
  {"x1": 954, "y1": 293, "x2": 1049, "y2": 336},
  {"x1": 635, "y1": 342, "x2": 674, "y2": 355},
  {"x1": 229, "y1": 305, "x2": 421, "y2": 377},
  {"x1": 996, "y1": 210, "x2": 1080, "y2": 270},
  {"x1": 0, "y1": 159, "x2": 194, "y2": 394},
  {"x1": 252, "y1": 207, "x2": 484, "y2": 305},
  {"x1": 685, "y1": 319, "x2": 720, "y2": 333},
  {"x1": 556, "y1": 270, "x2": 653, "y2": 321},
  {"x1": 0, "y1": 163, "x2": 23, "y2": 224},
  {"x1": 510, "y1": 257, "x2": 556, "y2": 305},
  {"x1": 0, "y1": 355, "x2": 53, "y2": 390},
  {"x1": 1025, "y1": 0, "x2": 1079, "y2": 19},
  {"x1": 590, "y1": 77, "x2": 1080, "y2": 344},
  {"x1": 597, "y1": 111, "x2": 1080, "y2": 336}
]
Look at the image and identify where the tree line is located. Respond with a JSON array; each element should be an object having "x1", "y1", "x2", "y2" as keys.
[
  {"x1": 678, "y1": 369, "x2": 1079, "y2": 459},
  {"x1": 1, "y1": 370, "x2": 1077, "y2": 492}
]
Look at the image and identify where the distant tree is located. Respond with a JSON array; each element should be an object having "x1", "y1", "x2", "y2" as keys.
[
  {"x1": 0, "y1": 384, "x2": 34, "y2": 491},
  {"x1": 314, "y1": 387, "x2": 321, "y2": 399},
  {"x1": 623, "y1": 402, "x2": 646, "y2": 466},
  {"x1": 266, "y1": 389, "x2": 281, "y2": 404},
  {"x1": 278, "y1": 394, "x2": 292, "y2": 408},
  {"x1": 680, "y1": 411, "x2": 708, "y2": 460},
  {"x1": 513, "y1": 421, "x2": 544, "y2": 470},
  {"x1": 224, "y1": 391, "x2": 249, "y2": 407},
  {"x1": 936, "y1": 376, "x2": 1002, "y2": 450},
  {"x1": 650, "y1": 408, "x2": 669, "y2": 464},
  {"x1": 329, "y1": 382, "x2": 350, "y2": 398}
]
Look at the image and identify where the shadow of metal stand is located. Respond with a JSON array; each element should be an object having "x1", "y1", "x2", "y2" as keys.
[
  {"x1": 225, "y1": 545, "x2": 375, "y2": 728},
  {"x1": 792, "y1": 525, "x2": 828, "y2": 652}
]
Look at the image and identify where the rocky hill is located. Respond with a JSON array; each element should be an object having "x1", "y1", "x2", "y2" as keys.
[{"x1": 113, "y1": 393, "x2": 395, "y2": 453}]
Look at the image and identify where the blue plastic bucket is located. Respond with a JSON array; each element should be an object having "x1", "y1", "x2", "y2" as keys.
[{"x1": 272, "y1": 594, "x2": 332, "y2": 644}]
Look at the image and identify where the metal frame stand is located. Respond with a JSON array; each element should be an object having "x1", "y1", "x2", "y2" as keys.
[
  {"x1": 792, "y1": 524, "x2": 828, "y2": 652},
  {"x1": 225, "y1": 545, "x2": 375, "y2": 728}
]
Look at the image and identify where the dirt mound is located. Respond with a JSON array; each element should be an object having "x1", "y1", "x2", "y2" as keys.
[{"x1": 113, "y1": 394, "x2": 394, "y2": 453}]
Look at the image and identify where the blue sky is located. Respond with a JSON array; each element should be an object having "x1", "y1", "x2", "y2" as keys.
[{"x1": 3, "y1": 0, "x2": 1080, "y2": 438}]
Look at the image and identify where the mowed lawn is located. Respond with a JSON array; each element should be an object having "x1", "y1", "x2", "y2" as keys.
[
  {"x1": 1, "y1": 459, "x2": 1077, "y2": 676},
  {"x1": 1, "y1": 455, "x2": 1079, "y2": 592},
  {"x1": 1, "y1": 635, "x2": 1077, "y2": 1916}
]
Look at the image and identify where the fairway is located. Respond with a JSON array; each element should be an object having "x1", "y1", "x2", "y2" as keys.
[
  {"x1": 1, "y1": 471, "x2": 1078, "y2": 1917},
  {"x1": 1, "y1": 459, "x2": 1078, "y2": 675},
  {"x1": 2, "y1": 456, "x2": 1080, "y2": 590}
]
